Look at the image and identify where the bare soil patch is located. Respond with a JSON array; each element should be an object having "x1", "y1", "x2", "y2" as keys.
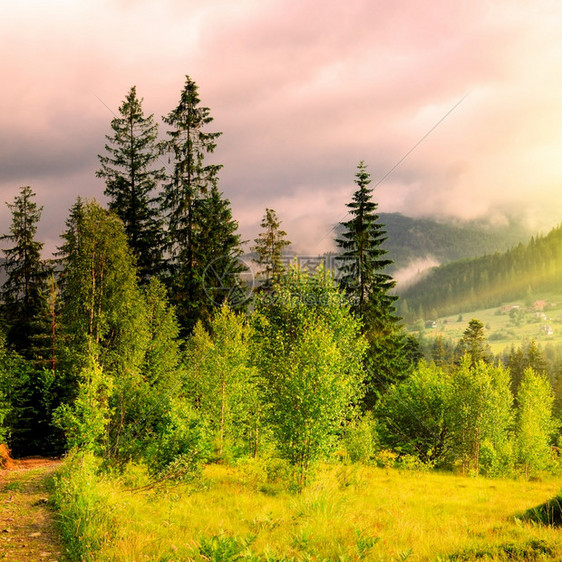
[{"x1": 0, "y1": 458, "x2": 65, "y2": 561}]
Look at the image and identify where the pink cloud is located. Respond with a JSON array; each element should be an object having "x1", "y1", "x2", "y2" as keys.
[{"x1": 2, "y1": 0, "x2": 562, "y2": 255}]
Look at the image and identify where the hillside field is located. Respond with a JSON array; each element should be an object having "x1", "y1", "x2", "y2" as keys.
[{"x1": 408, "y1": 291, "x2": 562, "y2": 353}]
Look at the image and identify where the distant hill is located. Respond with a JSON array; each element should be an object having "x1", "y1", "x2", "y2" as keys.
[
  {"x1": 398, "y1": 223, "x2": 562, "y2": 322},
  {"x1": 378, "y1": 213, "x2": 531, "y2": 273}
]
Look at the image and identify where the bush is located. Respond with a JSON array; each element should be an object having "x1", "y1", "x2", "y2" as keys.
[
  {"x1": 396, "y1": 454, "x2": 434, "y2": 472},
  {"x1": 53, "y1": 357, "x2": 113, "y2": 454},
  {"x1": 144, "y1": 399, "x2": 210, "y2": 481},
  {"x1": 341, "y1": 413, "x2": 378, "y2": 463},
  {"x1": 479, "y1": 439, "x2": 515, "y2": 478},
  {"x1": 375, "y1": 450, "x2": 398, "y2": 469},
  {"x1": 377, "y1": 362, "x2": 451, "y2": 465},
  {"x1": 236, "y1": 456, "x2": 292, "y2": 490}
]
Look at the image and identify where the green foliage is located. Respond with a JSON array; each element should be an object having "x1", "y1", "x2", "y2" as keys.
[
  {"x1": 401, "y1": 223, "x2": 562, "y2": 320},
  {"x1": 377, "y1": 361, "x2": 452, "y2": 465},
  {"x1": 53, "y1": 355, "x2": 113, "y2": 454},
  {"x1": 505, "y1": 340, "x2": 548, "y2": 395},
  {"x1": 185, "y1": 304, "x2": 259, "y2": 459},
  {"x1": 161, "y1": 75, "x2": 244, "y2": 334},
  {"x1": 449, "y1": 358, "x2": 514, "y2": 476},
  {"x1": 58, "y1": 199, "x2": 148, "y2": 376},
  {"x1": 335, "y1": 162, "x2": 410, "y2": 407},
  {"x1": 56, "y1": 201, "x2": 206, "y2": 478},
  {"x1": 198, "y1": 533, "x2": 256, "y2": 560},
  {"x1": 141, "y1": 277, "x2": 183, "y2": 389},
  {"x1": 341, "y1": 412, "x2": 378, "y2": 464},
  {"x1": 0, "y1": 337, "x2": 61, "y2": 455},
  {"x1": 0, "y1": 390, "x2": 7, "y2": 444},
  {"x1": 53, "y1": 451, "x2": 116, "y2": 561},
  {"x1": 427, "y1": 335, "x2": 456, "y2": 367},
  {"x1": 376, "y1": 357, "x2": 518, "y2": 476},
  {"x1": 454, "y1": 319, "x2": 493, "y2": 366},
  {"x1": 252, "y1": 266, "x2": 367, "y2": 487},
  {"x1": 143, "y1": 398, "x2": 210, "y2": 480},
  {"x1": 516, "y1": 367, "x2": 558, "y2": 478},
  {"x1": 96, "y1": 86, "x2": 165, "y2": 282},
  {"x1": 336, "y1": 162, "x2": 394, "y2": 313},
  {"x1": 196, "y1": 185, "x2": 247, "y2": 315}
]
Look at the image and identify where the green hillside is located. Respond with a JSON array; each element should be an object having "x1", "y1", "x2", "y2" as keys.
[
  {"x1": 398, "y1": 223, "x2": 562, "y2": 322},
  {"x1": 379, "y1": 213, "x2": 530, "y2": 272},
  {"x1": 411, "y1": 290, "x2": 562, "y2": 354}
]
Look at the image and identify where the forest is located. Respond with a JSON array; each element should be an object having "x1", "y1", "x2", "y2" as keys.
[
  {"x1": 372, "y1": 212, "x2": 528, "y2": 274},
  {"x1": 1, "y1": 76, "x2": 562, "y2": 560},
  {"x1": 399, "y1": 223, "x2": 562, "y2": 321}
]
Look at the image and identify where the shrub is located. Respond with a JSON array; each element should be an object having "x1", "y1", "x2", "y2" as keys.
[
  {"x1": 144, "y1": 399, "x2": 210, "y2": 481},
  {"x1": 341, "y1": 413, "x2": 378, "y2": 463}
]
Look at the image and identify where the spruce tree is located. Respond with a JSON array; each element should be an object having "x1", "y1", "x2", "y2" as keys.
[
  {"x1": 161, "y1": 76, "x2": 243, "y2": 333},
  {"x1": 336, "y1": 162, "x2": 395, "y2": 314},
  {"x1": 196, "y1": 186, "x2": 247, "y2": 317},
  {"x1": 455, "y1": 319, "x2": 492, "y2": 367},
  {"x1": 251, "y1": 208, "x2": 291, "y2": 287},
  {"x1": 1, "y1": 186, "x2": 50, "y2": 359},
  {"x1": 0, "y1": 187, "x2": 59, "y2": 455},
  {"x1": 97, "y1": 86, "x2": 165, "y2": 282},
  {"x1": 335, "y1": 162, "x2": 408, "y2": 408}
]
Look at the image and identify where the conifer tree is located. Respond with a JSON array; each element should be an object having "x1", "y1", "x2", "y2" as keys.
[
  {"x1": 252, "y1": 208, "x2": 291, "y2": 287},
  {"x1": 335, "y1": 163, "x2": 408, "y2": 407},
  {"x1": 455, "y1": 319, "x2": 492, "y2": 367},
  {"x1": 0, "y1": 187, "x2": 60, "y2": 455},
  {"x1": 336, "y1": 162, "x2": 395, "y2": 315},
  {"x1": 97, "y1": 86, "x2": 165, "y2": 282},
  {"x1": 196, "y1": 186, "x2": 246, "y2": 317},
  {"x1": 1, "y1": 186, "x2": 50, "y2": 359},
  {"x1": 161, "y1": 76, "x2": 243, "y2": 333}
]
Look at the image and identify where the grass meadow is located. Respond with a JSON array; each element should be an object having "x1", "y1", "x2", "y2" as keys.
[{"x1": 54, "y1": 455, "x2": 562, "y2": 561}]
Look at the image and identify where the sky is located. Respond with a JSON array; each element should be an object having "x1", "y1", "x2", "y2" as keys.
[{"x1": 2, "y1": 0, "x2": 562, "y2": 256}]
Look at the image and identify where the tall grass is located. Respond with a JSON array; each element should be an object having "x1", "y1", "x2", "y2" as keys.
[
  {"x1": 52, "y1": 452, "x2": 119, "y2": 560},
  {"x1": 53, "y1": 456, "x2": 562, "y2": 560}
]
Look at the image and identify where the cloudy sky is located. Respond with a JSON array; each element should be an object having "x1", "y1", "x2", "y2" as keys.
[{"x1": 2, "y1": 0, "x2": 562, "y2": 255}]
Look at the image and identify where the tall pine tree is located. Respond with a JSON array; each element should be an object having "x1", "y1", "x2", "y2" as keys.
[
  {"x1": 0, "y1": 187, "x2": 57, "y2": 455},
  {"x1": 1, "y1": 186, "x2": 50, "y2": 360},
  {"x1": 336, "y1": 162, "x2": 409, "y2": 408},
  {"x1": 96, "y1": 86, "x2": 165, "y2": 282},
  {"x1": 196, "y1": 186, "x2": 247, "y2": 317},
  {"x1": 161, "y1": 76, "x2": 243, "y2": 333}
]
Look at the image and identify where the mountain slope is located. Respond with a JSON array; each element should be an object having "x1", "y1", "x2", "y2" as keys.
[
  {"x1": 378, "y1": 213, "x2": 530, "y2": 273},
  {"x1": 398, "y1": 223, "x2": 562, "y2": 321}
]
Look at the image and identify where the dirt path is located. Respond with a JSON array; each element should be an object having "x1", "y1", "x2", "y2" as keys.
[{"x1": 0, "y1": 459, "x2": 65, "y2": 562}]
